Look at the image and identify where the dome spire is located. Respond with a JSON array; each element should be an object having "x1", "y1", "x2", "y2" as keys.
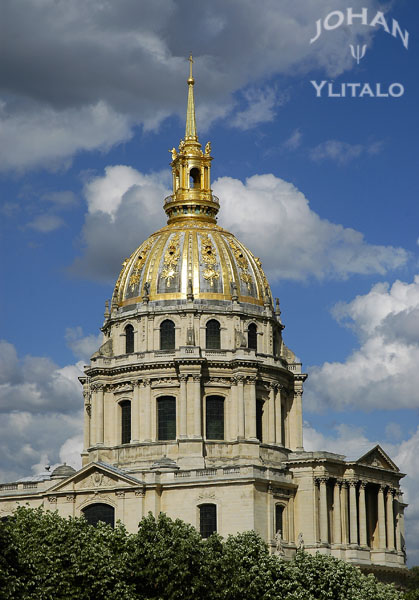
[
  {"x1": 164, "y1": 55, "x2": 219, "y2": 225},
  {"x1": 185, "y1": 54, "x2": 197, "y2": 141}
]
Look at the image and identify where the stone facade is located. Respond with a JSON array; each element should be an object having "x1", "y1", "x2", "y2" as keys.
[{"x1": 0, "y1": 59, "x2": 407, "y2": 578}]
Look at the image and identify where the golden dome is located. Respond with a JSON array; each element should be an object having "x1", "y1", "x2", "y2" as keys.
[
  {"x1": 112, "y1": 55, "x2": 273, "y2": 309},
  {"x1": 113, "y1": 220, "x2": 272, "y2": 307}
]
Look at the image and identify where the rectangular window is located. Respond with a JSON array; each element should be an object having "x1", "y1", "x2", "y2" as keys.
[
  {"x1": 157, "y1": 397, "x2": 176, "y2": 440},
  {"x1": 200, "y1": 504, "x2": 217, "y2": 538},
  {"x1": 120, "y1": 401, "x2": 131, "y2": 444},
  {"x1": 206, "y1": 396, "x2": 224, "y2": 440},
  {"x1": 256, "y1": 399, "x2": 264, "y2": 442}
]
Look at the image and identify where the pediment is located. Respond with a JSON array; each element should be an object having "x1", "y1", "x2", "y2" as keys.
[
  {"x1": 47, "y1": 461, "x2": 144, "y2": 493},
  {"x1": 356, "y1": 445, "x2": 399, "y2": 472}
]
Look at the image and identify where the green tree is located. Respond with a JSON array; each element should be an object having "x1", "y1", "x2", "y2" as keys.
[{"x1": 0, "y1": 507, "x2": 406, "y2": 600}]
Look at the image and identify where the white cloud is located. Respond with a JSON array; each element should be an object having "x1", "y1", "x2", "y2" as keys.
[
  {"x1": 1, "y1": 0, "x2": 382, "y2": 170},
  {"x1": 71, "y1": 166, "x2": 169, "y2": 280},
  {"x1": 27, "y1": 214, "x2": 64, "y2": 233},
  {"x1": 65, "y1": 327, "x2": 103, "y2": 362},
  {"x1": 310, "y1": 139, "x2": 383, "y2": 164},
  {"x1": 71, "y1": 169, "x2": 407, "y2": 283},
  {"x1": 283, "y1": 128, "x2": 302, "y2": 150},
  {"x1": 305, "y1": 276, "x2": 419, "y2": 411},
  {"x1": 0, "y1": 339, "x2": 83, "y2": 412},
  {"x1": 230, "y1": 87, "x2": 281, "y2": 130},
  {"x1": 215, "y1": 174, "x2": 407, "y2": 281},
  {"x1": 0, "y1": 340, "x2": 85, "y2": 482},
  {"x1": 0, "y1": 101, "x2": 132, "y2": 172}
]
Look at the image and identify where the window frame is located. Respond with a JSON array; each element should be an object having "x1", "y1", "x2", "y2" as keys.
[
  {"x1": 205, "y1": 395, "x2": 225, "y2": 440},
  {"x1": 120, "y1": 400, "x2": 131, "y2": 444},
  {"x1": 248, "y1": 323, "x2": 257, "y2": 351},
  {"x1": 199, "y1": 503, "x2": 217, "y2": 538},
  {"x1": 160, "y1": 319, "x2": 175, "y2": 350},
  {"x1": 157, "y1": 396, "x2": 176, "y2": 441},
  {"x1": 125, "y1": 324, "x2": 134, "y2": 354},
  {"x1": 82, "y1": 503, "x2": 115, "y2": 528},
  {"x1": 206, "y1": 319, "x2": 221, "y2": 349}
]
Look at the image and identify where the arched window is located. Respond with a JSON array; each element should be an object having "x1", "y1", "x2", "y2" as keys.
[
  {"x1": 125, "y1": 324, "x2": 134, "y2": 354},
  {"x1": 157, "y1": 396, "x2": 176, "y2": 440},
  {"x1": 160, "y1": 320, "x2": 175, "y2": 350},
  {"x1": 206, "y1": 396, "x2": 224, "y2": 440},
  {"x1": 206, "y1": 319, "x2": 220, "y2": 349},
  {"x1": 120, "y1": 400, "x2": 131, "y2": 444},
  {"x1": 248, "y1": 323, "x2": 257, "y2": 351},
  {"x1": 275, "y1": 504, "x2": 285, "y2": 535},
  {"x1": 83, "y1": 503, "x2": 115, "y2": 528},
  {"x1": 256, "y1": 399, "x2": 264, "y2": 442},
  {"x1": 190, "y1": 167, "x2": 201, "y2": 189},
  {"x1": 199, "y1": 504, "x2": 217, "y2": 538}
]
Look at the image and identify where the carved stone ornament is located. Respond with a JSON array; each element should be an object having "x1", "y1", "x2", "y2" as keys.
[
  {"x1": 115, "y1": 490, "x2": 125, "y2": 498},
  {"x1": 161, "y1": 233, "x2": 181, "y2": 286},
  {"x1": 196, "y1": 491, "x2": 216, "y2": 501},
  {"x1": 48, "y1": 495, "x2": 57, "y2": 503},
  {"x1": 135, "y1": 488, "x2": 146, "y2": 497},
  {"x1": 66, "y1": 494, "x2": 76, "y2": 503},
  {"x1": 200, "y1": 233, "x2": 220, "y2": 287}
]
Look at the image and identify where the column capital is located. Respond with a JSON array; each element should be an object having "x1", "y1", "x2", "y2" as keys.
[
  {"x1": 348, "y1": 480, "x2": 358, "y2": 488},
  {"x1": 245, "y1": 376, "x2": 257, "y2": 385},
  {"x1": 179, "y1": 374, "x2": 188, "y2": 382},
  {"x1": 379, "y1": 484, "x2": 386, "y2": 493},
  {"x1": 359, "y1": 481, "x2": 367, "y2": 489},
  {"x1": 142, "y1": 378, "x2": 151, "y2": 387},
  {"x1": 341, "y1": 480, "x2": 349, "y2": 489},
  {"x1": 192, "y1": 374, "x2": 201, "y2": 382},
  {"x1": 316, "y1": 476, "x2": 329, "y2": 485}
]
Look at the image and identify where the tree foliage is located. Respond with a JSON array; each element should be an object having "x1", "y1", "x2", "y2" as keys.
[{"x1": 0, "y1": 507, "x2": 407, "y2": 600}]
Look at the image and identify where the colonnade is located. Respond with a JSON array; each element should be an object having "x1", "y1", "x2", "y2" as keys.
[
  {"x1": 316, "y1": 477, "x2": 404, "y2": 552},
  {"x1": 83, "y1": 374, "x2": 300, "y2": 449}
]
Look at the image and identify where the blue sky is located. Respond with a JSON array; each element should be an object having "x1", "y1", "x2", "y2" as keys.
[{"x1": 1, "y1": 0, "x2": 419, "y2": 563}]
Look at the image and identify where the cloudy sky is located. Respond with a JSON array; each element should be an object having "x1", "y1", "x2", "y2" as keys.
[{"x1": 1, "y1": 0, "x2": 419, "y2": 563}]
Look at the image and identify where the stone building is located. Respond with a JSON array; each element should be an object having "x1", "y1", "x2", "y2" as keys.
[{"x1": 0, "y1": 57, "x2": 407, "y2": 577}]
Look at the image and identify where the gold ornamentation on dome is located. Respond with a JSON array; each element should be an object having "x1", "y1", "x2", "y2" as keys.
[
  {"x1": 229, "y1": 239, "x2": 252, "y2": 291},
  {"x1": 204, "y1": 141, "x2": 211, "y2": 156},
  {"x1": 200, "y1": 233, "x2": 219, "y2": 287},
  {"x1": 254, "y1": 256, "x2": 269, "y2": 290},
  {"x1": 129, "y1": 240, "x2": 153, "y2": 291},
  {"x1": 161, "y1": 233, "x2": 181, "y2": 286},
  {"x1": 178, "y1": 139, "x2": 185, "y2": 153},
  {"x1": 114, "y1": 257, "x2": 129, "y2": 301},
  {"x1": 169, "y1": 147, "x2": 177, "y2": 161}
]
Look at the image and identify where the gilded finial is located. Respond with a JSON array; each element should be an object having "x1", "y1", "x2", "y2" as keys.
[
  {"x1": 185, "y1": 53, "x2": 197, "y2": 141},
  {"x1": 188, "y1": 53, "x2": 194, "y2": 84}
]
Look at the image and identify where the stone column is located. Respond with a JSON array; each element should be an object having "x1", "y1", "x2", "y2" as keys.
[
  {"x1": 230, "y1": 378, "x2": 238, "y2": 440},
  {"x1": 143, "y1": 379, "x2": 152, "y2": 442},
  {"x1": 341, "y1": 481, "x2": 349, "y2": 544},
  {"x1": 96, "y1": 384, "x2": 104, "y2": 445},
  {"x1": 358, "y1": 482, "x2": 367, "y2": 547},
  {"x1": 290, "y1": 388, "x2": 303, "y2": 451},
  {"x1": 267, "y1": 383, "x2": 276, "y2": 444},
  {"x1": 179, "y1": 375, "x2": 188, "y2": 438},
  {"x1": 237, "y1": 376, "x2": 245, "y2": 440},
  {"x1": 386, "y1": 488, "x2": 395, "y2": 551},
  {"x1": 131, "y1": 382, "x2": 140, "y2": 443},
  {"x1": 333, "y1": 480, "x2": 342, "y2": 545},
  {"x1": 275, "y1": 385, "x2": 283, "y2": 446},
  {"x1": 349, "y1": 481, "x2": 358, "y2": 546},
  {"x1": 319, "y1": 477, "x2": 329, "y2": 544},
  {"x1": 395, "y1": 491, "x2": 402, "y2": 553},
  {"x1": 193, "y1": 375, "x2": 201, "y2": 438},
  {"x1": 83, "y1": 391, "x2": 91, "y2": 450},
  {"x1": 247, "y1": 377, "x2": 257, "y2": 440},
  {"x1": 378, "y1": 485, "x2": 387, "y2": 549}
]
